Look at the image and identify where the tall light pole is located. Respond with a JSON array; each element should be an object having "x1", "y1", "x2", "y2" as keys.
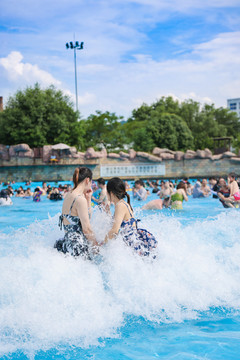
[{"x1": 66, "y1": 41, "x2": 84, "y2": 112}]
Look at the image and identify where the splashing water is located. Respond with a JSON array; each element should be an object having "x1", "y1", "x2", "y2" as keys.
[{"x1": 0, "y1": 193, "x2": 240, "y2": 359}]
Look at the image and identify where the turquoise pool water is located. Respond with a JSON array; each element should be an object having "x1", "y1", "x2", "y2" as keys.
[{"x1": 0, "y1": 182, "x2": 240, "y2": 359}]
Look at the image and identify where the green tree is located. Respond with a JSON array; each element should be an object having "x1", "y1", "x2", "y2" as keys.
[
  {"x1": 180, "y1": 101, "x2": 240, "y2": 150},
  {"x1": 82, "y1": 111, "x2": 127, "y2": 151},
  {"x1": 0, "y1": 83, "x2": 82, "y2": 148},
  {"x1": 126, "y1": 97, "x2": 194, "y2": 152}
]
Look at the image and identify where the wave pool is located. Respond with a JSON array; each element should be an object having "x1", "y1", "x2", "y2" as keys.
[{"x1": 0, "y1": 182, "x2": 240, "y2": 359}]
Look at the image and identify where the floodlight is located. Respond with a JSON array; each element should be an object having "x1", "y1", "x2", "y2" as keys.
[{"x1": 65, "y1": 39, "x2": 84, "y2": 112}]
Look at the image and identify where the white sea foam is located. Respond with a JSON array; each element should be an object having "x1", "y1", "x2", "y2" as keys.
[{"x1": 0, "y1": 210, "x2": 240, "y2": 356}]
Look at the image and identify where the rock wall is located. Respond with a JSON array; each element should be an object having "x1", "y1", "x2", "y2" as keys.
[
  {"x1": 1, "y1": 157, "x2": 240, "y2": 182},
  {"x1": 1, "y1": 144, "x2": 240, "y2": 181}
]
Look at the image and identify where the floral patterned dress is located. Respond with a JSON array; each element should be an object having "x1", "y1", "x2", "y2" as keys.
[
  {"x1": 119, "y1": 201, "x2": 157, "y2": 257},
  {"x1": 54, "y1": 195, "x2": 93, "y2": 259}
]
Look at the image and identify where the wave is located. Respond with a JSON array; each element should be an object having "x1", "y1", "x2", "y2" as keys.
[{"x1": 0, "y1": 209, "x2": 240, "y2": 356}]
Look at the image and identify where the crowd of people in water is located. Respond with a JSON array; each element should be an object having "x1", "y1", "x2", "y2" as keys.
[
  {"x1": 1, "y1": 172, "x2": 240, "y2": 210},
  {"x1": 1, "y1": 169, "x2": 240, "y2": 259}
]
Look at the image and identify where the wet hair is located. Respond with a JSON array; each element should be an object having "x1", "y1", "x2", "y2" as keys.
[
  {"x1": 176, "y1": 181, "x2": 186, "y2": 190},
  {"x1": 73, "y1": 167, "x2": 92, "y2": 190},
  {"x1": 107, "y1": 177, "x2": 133, "y2": 211},
  {"x1": 97, "y1": 177, "x2": 105, "y2": 185},
  {"x1": 34, "y1": 187, "x2": 40, "y2": 192},
  {"x1": 135, "y1": 180, "x2": 144, "y2": 187},
  {"x1": 228, "y1": 172, "x2": 237, "y2": 179}
]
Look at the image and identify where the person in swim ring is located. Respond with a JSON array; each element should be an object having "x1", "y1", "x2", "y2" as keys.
[{"x1": 170, "y1": 181, "x2": 188, "y2": 210}]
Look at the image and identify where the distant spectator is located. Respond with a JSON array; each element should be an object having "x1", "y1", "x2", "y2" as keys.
[
  {"x1": 171, "y1": 182, "x2": 188, "y2": 210},
  {"x1": 218, "y1": 173, "x2": 240, "y2": 208},
  {"x1": 158, "y1": 181, "x2": 173, "y2": 207},
  {"x1": 33, "y1": 187, "x2": 42, "y2": 202},
  {"x1": 15, "y1": 189, "x2": 25, "y2": 197},
  {"x1": 186, "y1": 181, "x2": 193, "y2": 196},
  {"x1": 152, "y1": 182, "x2": 160, "y2": 194},
  {"x1": 92, "y1": 178, "x2": 108, "y2": 207},
  {"x1": 46, "y1": 185, "x2": 52, "y2": 194},
  {"x1": 228, "y1": 173, "x2": 239, "y2": 196},
  {"x1": 192, "y1": 181, "x2": 203, "y2": 198},
  {"x1": 201, "y1": 179, "x2": 211, "y2": 197},
  {"x1": 125, "y1": 181, "x2": 130, "y2": 192},
  {"x1": 25, "y1": 188, "x2": 33, "y2": 196},
  {"x1": 217, "y1": 178, "x2": 233, "y2": 208},
  {"x1": 133, "y1": 180, "x2": 148, "y2": 201}
]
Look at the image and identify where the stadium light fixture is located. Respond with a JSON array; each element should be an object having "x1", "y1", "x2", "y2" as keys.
[{"x1": 65, "y1": 41, "x2": 84, "y2": 112}]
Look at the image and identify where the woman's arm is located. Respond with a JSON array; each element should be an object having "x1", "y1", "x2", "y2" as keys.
[
  {"x1": 104, "y1": 203, "x2": 126, "y2": 243},
  {"x1": 76, "y1": 196, "x2": 97, "y2": 246},
  {"x1": 84, "y1": 189, "x2": 93, "y2": 218},
  {"x1": 181, "y1": 189, "x2": 188, "y2": 201},
  {"x1": 230, "y1": 181, "x2": 239, "y2": 196}
]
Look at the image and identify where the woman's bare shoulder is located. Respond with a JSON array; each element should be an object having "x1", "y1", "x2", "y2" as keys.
[
  {"x1": 115, "y1": 201, "x2": 128, "y2": 212},
  {"x1": 75, "y1": 194, "x2": 87, "y2": 205}
]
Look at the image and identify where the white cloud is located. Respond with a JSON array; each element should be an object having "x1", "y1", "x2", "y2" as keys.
[
  {"x1": 77, "y1": 30, "x2": 240, "y2": 116},
  {"x1": 0, "y1": 51, "x2": 61, "y2": 87}
]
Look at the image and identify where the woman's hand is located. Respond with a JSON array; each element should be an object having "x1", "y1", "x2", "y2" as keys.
[{"x1": 84, "y1": 189, "x2": 93, "y2": 203}]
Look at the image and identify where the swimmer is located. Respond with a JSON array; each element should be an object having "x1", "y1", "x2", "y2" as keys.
[
  {"x1": 33, "y1": 187, "x2": 42, "y2": 202},
  {"x1": 186, "y1": 181, "x2": 193, "y2": 196},
  {"x1": 192, "y1": 180, "x2": 204, "y2": 198},
  {"x1": 55, "y1": 167, "x2": 98, "y2": 259},
  {"x1": 104, "y1": 177, "x2": 157, "y2": 257},
  {"x1": 158, "y1": 181, "x2": 173, "y2": 207},
  {"x1": 218, "y1": 173, "x2": 240, "y2": 207},
  {"x1": 217, "y1": 178, "x2": 234, "y2": 208},
  {"x1": 25, "y1": 188, "x2": 33, "y2": 196},
  {"x1": 7, "y1": 186, "x2": 14, "y2": 196},
  {"x1": 0, "y1": 188, "x2": 13, "y2": 206},
  {"x1": 142, "y1": 198, "x2": 163, "y2": 210},
  {"x1": 209, "y1": 177, "x2": 219, "y2": 199},
  {"x1": 48, "y1": 187, "x2": 63, "y2": 201},
  {"x1": 142, "y1": 181, "x2": 173, "y2": 210},
  {"x1": 42, "y1": 182, "x2": 48, "y2": 193},
  {"x1": 152, "y1": 182, "x2": 160, "y2": 194},
  {"x1": 133, "y1": 180, "x2": 148, "y2": 201},
  {"x1": 92, "y1": 178, "x2": 108, "y2": 208},
  {"x1": 200, "y1": 179, "x2": 211, "y2": 197},
  {"x1": 124, "y1": 181, "x2": 130, "y2": 192},
  {"x1": 171, "y1": 182, "x2": 188, "y2": 210}
]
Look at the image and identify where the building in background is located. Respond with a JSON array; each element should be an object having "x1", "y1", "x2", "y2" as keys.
[
  {"x1": 0, "y1": 97, "x2": 3, "y2": 112},
  {"x1": 227, "y1": 98, "x2": 240, "y2": 118}
]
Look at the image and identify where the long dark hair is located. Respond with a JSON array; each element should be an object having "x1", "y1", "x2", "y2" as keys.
[
  {"x1": 73, "y1": 167, "x2": 92, "y2": 190},
  {"x1": 177, "y1": 181, "x2": 187, "y2": 192},
  {"x1": 107, "y1": 177, "x2": 133, "y2": 211}
]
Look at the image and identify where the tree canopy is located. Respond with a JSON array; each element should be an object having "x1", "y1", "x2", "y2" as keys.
[
  {"x1": 0, "y1": 85, "x2": 239, "y2": 153},
  {"x1": 0, "y1": 84, "x2": 81, "y2": 148},
  {"x1": 80, "y1": 111, "x2": 127, "y2": 151},
  {"x1": 123, "y1": 97, "x2": 240, "y2": 152}
]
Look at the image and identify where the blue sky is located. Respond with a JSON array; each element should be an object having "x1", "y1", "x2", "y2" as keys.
[{"x1": 0, "y1": 0, "x2": 240, "y2": 118}]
